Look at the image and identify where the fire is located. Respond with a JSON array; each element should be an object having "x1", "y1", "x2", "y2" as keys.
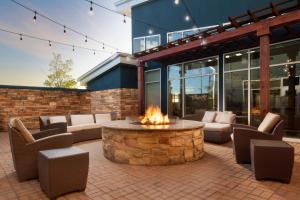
[{"x1": 141, "y1": 105, "x2": 170, "y2": 125}]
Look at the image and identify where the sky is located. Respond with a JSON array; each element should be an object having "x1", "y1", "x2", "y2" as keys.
[{"x1": 0, "y1": 0, "x2": 131, "y2": 87}]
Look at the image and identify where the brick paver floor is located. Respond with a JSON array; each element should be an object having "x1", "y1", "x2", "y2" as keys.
[{"x1": 0, "y1": 132, "x2": 299, "y2": 200}]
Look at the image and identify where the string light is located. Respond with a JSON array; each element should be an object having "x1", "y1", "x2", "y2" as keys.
[
  {"x1": 148, "y1": 29, "x2": 153, "y2": 35},
  {"x1": 123, "y1": 14, "x2": 126, "y2": 23},
  {"x1": 185, "y1": 15, "x2": 190, "y2": 21},
  {"x1": 9, "y1": 0, "x2": 119, "y2": 52},
  {"x1": 33, "y1": 11, "x2": 37, "y2": 22},
  {"x1": 89, "y1": 1, "x2": 93, "y2": 14},
  {"x1": 82, "y1": 0, "x2": 171, "y2": 33},
  {"x1": 0, "y1": 27, "x2": 112, "y2": 54},
  {"x1": 63, "y1": 25, "x2": 66, "y2": 34}
]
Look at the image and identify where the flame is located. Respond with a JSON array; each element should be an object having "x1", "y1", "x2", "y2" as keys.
[{"x1": 141, "y1": 105, "x2": 170, "y2": 125}]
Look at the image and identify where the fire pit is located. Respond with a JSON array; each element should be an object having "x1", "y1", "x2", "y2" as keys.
[{"x1": 102, "y1": 106, "x2": 205, "y2": 165}]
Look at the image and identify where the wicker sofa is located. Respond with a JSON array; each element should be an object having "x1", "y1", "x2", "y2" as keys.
[
  {"x1": 184, "y1": 111, "x2": 236, "y2": 144},
  {"x1": 39, "y1": 113, "x2": 114, "y2": 143}
]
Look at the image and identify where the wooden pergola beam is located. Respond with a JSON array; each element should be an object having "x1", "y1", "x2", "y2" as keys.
[
  {"x1": 137, "y1": 10, "x2": 300, "y2": 62},
  {"x1": 228, "y1": 16, "x2": 241, "y2": 28},
  {"x1": 247, "y1": 10, "x2": 259, "y2": 22},
  {"x1": 270, "y1": 2, "x2": 280, "y2": 16}
]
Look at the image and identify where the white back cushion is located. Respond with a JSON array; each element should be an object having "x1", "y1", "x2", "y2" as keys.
[
  {"x1": 215, "y1": 111, "x2": 233, "y2": 122},
  {"x1": 71, "y1": 114, "x2": 94, "y2": 125},
  {"x1": 202, "y1": 111, "x2": 216, "y2": 123},
  {"x1": 49, "y1": 116, "x2": 67, "y2": 124},
  {"x1": 95, "y1": 113, "x2": 111, "y2": 124},
  {"x1": 258, "y1": 112, "x2": 280, "y2": 133},
  {"x1": 215, "y1": 112, "x2": 236, "y2": 124}
]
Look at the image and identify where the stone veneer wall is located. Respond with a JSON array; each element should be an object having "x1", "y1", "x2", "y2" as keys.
[
  {"x1": 0, "y1": 87, "x2": 138, "y2": 131},
  {"x1": 90, "y1": 88, "x2": 139, "y2": 119}
]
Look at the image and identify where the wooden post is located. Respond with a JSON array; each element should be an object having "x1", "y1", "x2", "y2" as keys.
[
  {"x1": 257, "y1": 27, "x2": 271, "y2": 119},
  {"x1": 137, "y1": 61, "x2": 145, "y2": 115}
]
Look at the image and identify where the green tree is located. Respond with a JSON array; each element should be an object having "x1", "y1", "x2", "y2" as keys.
[{"x1": 44, "y1": 53, "x2": 77, "y2": 88}]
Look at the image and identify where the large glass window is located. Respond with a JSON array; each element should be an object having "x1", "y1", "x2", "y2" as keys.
[
  {"x1": 145, "y1": 69, "x2": 161, "y2": 109},
  {"x1": 224, "y1": 39, "x2": 300, "y2": 137},
  {"x1": 133, "y1": 35, "x2": 160, "y2": 53},
  {"x1": 224, "y1": 49, "x2": 260, "y2": 125},
  {"x1": 269, "y1": 40, "x2": 300, "y2": 137},
  {"x1": 168, "y1": 57, "x2": 218, "y2": 117}
]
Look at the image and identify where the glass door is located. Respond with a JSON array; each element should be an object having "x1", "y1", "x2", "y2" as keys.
[{"x1": 145, "y1": 69, "x2": 161, "y2": 109}]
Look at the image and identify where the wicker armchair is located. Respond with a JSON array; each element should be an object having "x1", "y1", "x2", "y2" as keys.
[
  {"x1": 8, "y1": 122, "x2": 73, "y2": 181},
  {"x1": 232, "y1": 120, "x2": 284, "y2": 164}
]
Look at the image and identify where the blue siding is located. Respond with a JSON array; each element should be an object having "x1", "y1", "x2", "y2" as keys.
[
  {"x1": 87, "y1": 64, "x2": 137, "y2": 91},
  {"x1": 132, "y1": 0, "x2": 271, "y2": 44}
]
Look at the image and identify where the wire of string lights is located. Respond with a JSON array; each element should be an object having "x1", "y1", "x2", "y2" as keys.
[
  {"x1": 83, "y1": 0, "x2": 171, "y2": 33},
  {"x1": 9, "y1": 0, "x2": 120, "y2": 52},
  {"x1": 0, "y1": 27, "x2": 113, "y2": 55}
]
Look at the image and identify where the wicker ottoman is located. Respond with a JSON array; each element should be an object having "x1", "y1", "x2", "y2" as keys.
[
  {"x1": 38, "y1": 147, "x2": 89, "y2": 199},
  {"x1": 250, "y1": 139, "x2": 294, "y2": 183}
]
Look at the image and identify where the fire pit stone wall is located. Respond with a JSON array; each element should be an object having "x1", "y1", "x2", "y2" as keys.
[{"x1": 102, "y1": 120, "x2": 204, "y2": 165}]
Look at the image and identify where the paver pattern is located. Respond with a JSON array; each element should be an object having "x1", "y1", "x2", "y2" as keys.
[{"x1": 0, "y1": 132, "x2": 299, "y2": 200}]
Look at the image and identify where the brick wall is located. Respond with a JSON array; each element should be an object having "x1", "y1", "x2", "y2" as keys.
[{"x1": 0, "y1": 87, "x2": 138, "y2": 131}]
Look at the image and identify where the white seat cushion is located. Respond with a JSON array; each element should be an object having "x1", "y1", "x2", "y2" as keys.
[
  {"x1": 67, "y1": 123, "x2": 102, "y2": 132},
  {"x1": 204, "y1": 122, "x2": 231, "y2": 132},
  {"x1": 95, "y1": 113, "x2": 111, "y2": 124},
  {"x1": 70, "y1": 114, "x2": 94, "y2": 126},
  {"x1": 202, "y1": 111, "x2": 216, "y2": 123},
  {"x1": 258, "y1": 112, "x2": 280, "y2": 133},
  {"x1": 49, "y1": 116, "x2": 67, "y2": 124}
]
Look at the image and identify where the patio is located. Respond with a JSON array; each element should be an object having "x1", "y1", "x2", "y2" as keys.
[{"x1": 0, "y1": 132, "x2": 299, "y2": 200}]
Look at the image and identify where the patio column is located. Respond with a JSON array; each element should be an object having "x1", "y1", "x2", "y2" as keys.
[
  {"x1": 257, "y1": 27, "x2": 271, "y2": 120},
  {"x1": 137, "y1": 61, "x2": 145, "y2": 115}
]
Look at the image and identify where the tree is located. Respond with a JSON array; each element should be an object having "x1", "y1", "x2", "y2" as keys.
[{"x1": 44, "y1": 53, "x2": 77, "y2": 88}]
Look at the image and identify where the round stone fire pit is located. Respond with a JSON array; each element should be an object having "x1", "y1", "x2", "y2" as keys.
[{"x1": 102, "y1": 120, "x2": 205, "y2": 165}]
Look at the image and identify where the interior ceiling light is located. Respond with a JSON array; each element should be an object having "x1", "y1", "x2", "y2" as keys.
[
  {"x1": 225, "y1": 55, "x2": 230, "y2": 58},
  {"x1": 235, "y1": 53, "x2": 242, "y2": 56},
  {"x1": 174, "y1": 0, "x2": 180, "y2": 5}
]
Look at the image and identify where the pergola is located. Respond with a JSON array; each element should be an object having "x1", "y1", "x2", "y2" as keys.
[{"x1": 134, "y1": 0, "x2": 300, "y2": 118}]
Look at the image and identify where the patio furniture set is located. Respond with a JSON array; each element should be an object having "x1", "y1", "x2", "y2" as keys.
[
  {"x1": 6, "y1": 111, "x2": 295, "y2": 198},
  {"x1": 8, "y1": 113, "x2": 112, "y2": 199}
]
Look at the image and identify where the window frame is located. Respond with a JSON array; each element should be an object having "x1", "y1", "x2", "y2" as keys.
[
  {"x1": 167, "y1": 56, "x2": 219, "y2": 117},
  {"x1": 144, "y1": 68, "x2": 162, "y2": 109},
  {"x1": 133, "y1": 34, "x2": 161, "y2": 53}
]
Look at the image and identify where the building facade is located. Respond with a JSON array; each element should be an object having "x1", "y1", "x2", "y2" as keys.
[{"x1": 115, "y1": 0, "x2": 300, "y2": 137}]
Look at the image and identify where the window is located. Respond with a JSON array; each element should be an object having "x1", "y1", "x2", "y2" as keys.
[
  {"x1": 133, "y1": 35, "x2": 160, "y2": 53},
  {"x1": 167, "y1": 25, "x2": 217, "y2": 43},
  {"x1": 145, "y1": 69, "x2": 161, "y2": 109},
  {"x1": 168, "y1": 57, "x2": 219, "y2": 117},
  {"x1": 224, "y1": 49, "x2": 260, "y2": 125}
]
